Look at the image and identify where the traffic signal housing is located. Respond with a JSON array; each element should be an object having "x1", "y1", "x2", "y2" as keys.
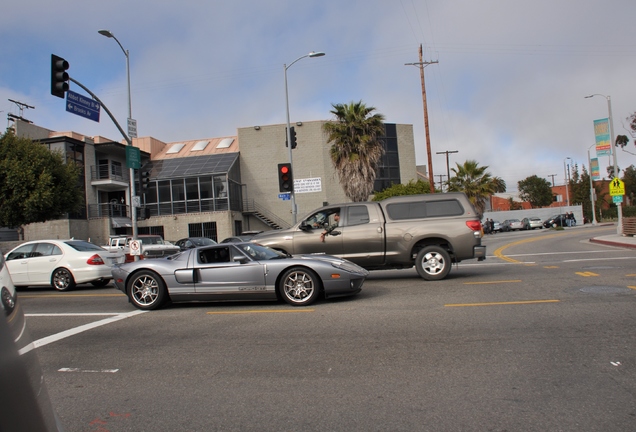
[
  {"x1": 278, "y1": 163, "x2": 293, "y2": 193},
  {"x1": 139, "y1": 170, "x2": 151, "y2": 191},
  {"x1": 288, "y1": 126, "x2": 297, "y2": 149},
  {"x1": 51, "y1": 54, "x2": 70, "y2": 98}
]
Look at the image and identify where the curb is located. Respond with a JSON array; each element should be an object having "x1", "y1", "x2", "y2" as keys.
[{"x1": 589, "y1": 238, "x2": 636, "y2": 250}]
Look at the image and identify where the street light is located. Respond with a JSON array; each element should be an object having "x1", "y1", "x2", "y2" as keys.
[
  {"x1": 587, "y1": 143, "x2": 598, "y2": 225},
  {"x1": 563, "y1": 157, "x2": 571, "y2": 207},
  {"x1": 585, "y1": 94, "x2": 622, "y2": 234},
  {"x1": 284, "y1": 51, "x2": 325, "y2": 224},
  {"x1": 99, "y1": 29, "x2": 137, "y2": 240}
]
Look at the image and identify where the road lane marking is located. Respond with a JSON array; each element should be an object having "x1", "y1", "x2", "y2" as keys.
[
  {"x1": 26, "y1": 313, "x2": 124, "y2": 317},
  {"x1": 544, "y1": 266, "x2": 559, "y2": 268},
  {"x1": 445, "y1": 300, "x2": 560, "y2": 307},
  {"x1": 58, "y1": 368, "x2": 119, "y2": 373},
  {"x1": 19, "y1": 293, "x2": 125, "y2": 298},
  {"x1": 493, "y1": 233, "x2": 568, "y2": 263},
  {"x1": 628, "y1": 286, "x2": 636, "y2": 290},
  {"x1": 576, "y1": 271, "x2": 599, "y2": 277},
  {"x1": 206, "y1": 309, "x2": 315, "y2": 315},
  {"x1": 19, "y1": 310, "x2": 147, "y2": 355},
  {"x1": 463, "y1": 280, "x2": 522, "y2": 285}
]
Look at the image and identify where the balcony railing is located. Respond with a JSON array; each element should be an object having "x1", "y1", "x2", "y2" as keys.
[{"x1": 90, "y1": 164, "x2": 129, "y2": 182}]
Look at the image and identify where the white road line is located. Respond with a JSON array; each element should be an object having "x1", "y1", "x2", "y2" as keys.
[
  {"x1": 58, "y1": 368, "x2": 120, "y2": 373},
  {"x1": 25, "y1": 313, "x2": 124, "y2": 317},
  {"x1": 19, "y1": 310, "x2": 146, "y2": 355}
]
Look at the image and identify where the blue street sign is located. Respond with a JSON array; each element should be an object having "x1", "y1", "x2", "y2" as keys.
[
  {"x1": 278, "y1": 193, "x2": 291, "y2": 200},
  {"x1": 66, "y1": 90, "x2": 100, "y2": 122}
]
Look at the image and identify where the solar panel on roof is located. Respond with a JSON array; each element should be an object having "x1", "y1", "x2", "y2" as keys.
[{"x1": 146, "y1": 153, "x2": 238, "y2": 179}]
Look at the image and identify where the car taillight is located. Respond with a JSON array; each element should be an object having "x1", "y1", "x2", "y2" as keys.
[
  {"x1": 87, "y1": 254, "x2": 105, "y2": 265},
  {"x1": 466, "y1": 220, "x2": 482, "y2": 231}
]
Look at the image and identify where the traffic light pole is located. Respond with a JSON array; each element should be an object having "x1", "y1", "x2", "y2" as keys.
[{"x1": 69, "y1": 77, "x2": 137, "y2": 240}]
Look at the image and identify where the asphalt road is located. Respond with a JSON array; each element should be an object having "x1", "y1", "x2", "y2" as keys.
[{"x1": 19, "y1": 225, "x2": 636, "y2": 431}]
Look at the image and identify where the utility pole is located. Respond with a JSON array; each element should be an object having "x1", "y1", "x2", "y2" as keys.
[
  {"x1": 435, "y1": 174, "x2": 446, "y2": 192},
  {"x1": 436, "y1": 150, "x2": 458, "y2": 191},
  {"x1": 406, "y1": 44, "x2": 438, "y2": 194},
  {"x1": 548, "y1": 174, "x2": 557, "y2": 187}
]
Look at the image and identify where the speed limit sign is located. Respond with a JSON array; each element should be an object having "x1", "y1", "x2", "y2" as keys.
[{"x1": 130, "y1": 240, "x2": 141, "y2": 256}]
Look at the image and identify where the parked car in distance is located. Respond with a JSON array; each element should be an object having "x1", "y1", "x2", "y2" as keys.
[
  {"x1": 492, "y1": 220, "x2": 502, "y2": 233},
  {"x1": 543, "y1": 214, "x2": 567, "y2": 228},
  {"x1": 501, "y1": 219, "x2": 523, "y2": 232},
  {"x1": 522, "y1": 217, "x2": 544, "y2": 230},
  {"x1": 174, "y1": 237, "x2": 217, "y2": 251},
  {"x1": 4, "y1": 239, "x2": 124, "y2": 291},
  {"x1": 220, "y1": 231, "x2": 263, "y2": 243},
  {"x1": 112, "y1": 242, "x2": 368, "y2": 310}
]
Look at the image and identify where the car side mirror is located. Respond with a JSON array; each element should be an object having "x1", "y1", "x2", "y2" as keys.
[
  {"x1": 330, "y1": 230, "x2": 341, "y2": 237},
  {"x1": 299, "y1": 221, "x2": 311, "y2": 231},
  {"x1": 233, "y1": 256, "x2": 249, "y2": 263}
]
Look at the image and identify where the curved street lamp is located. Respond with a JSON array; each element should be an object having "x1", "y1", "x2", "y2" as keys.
[
  {"x1": 284, "y1": 51, "x2": 325, "y2": 224},
  {"x1": 585, "y1": 94, "x2": 622, "y2": 234}
]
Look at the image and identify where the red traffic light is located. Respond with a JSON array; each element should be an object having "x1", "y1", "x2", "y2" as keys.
[{"x1": 277, "y1": 163, "x2": 293, "y2": 193}]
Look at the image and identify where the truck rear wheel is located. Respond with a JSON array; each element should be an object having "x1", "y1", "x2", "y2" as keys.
[{"x1": 415, "y1": 246, "x2": 451, "y2": 281}]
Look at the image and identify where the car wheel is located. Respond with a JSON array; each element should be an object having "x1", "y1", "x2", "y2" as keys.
[
  {"x1": 127, "y1": 270, "x2": 168, "y2": 310},
  {"x1": 415, "y1": 246, "x2": 451, "y2": 281},
  {"x1": 279, "y1": 267, "x2": 320, "y2": 306},
  {"x1": 91, "y1": 279, "x2": 111, "y2": 288},
  {"x1": 52, "y1": 268, "x2": 76, "y2": 291}
]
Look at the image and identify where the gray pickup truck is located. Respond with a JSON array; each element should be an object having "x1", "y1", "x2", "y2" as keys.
[{"x1": 251, "y1": 192, "x2": 486, "y2": 280}]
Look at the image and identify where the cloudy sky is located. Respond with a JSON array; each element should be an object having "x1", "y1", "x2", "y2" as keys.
[{"x1": 2, "y1": 0, "x2": 636, "y2": 193}]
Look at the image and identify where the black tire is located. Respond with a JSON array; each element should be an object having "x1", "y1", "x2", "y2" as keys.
[
  {"x1": 52, "y1": 268, "x2": 76, "y2": 291},
  {"x1": 127, "y1": 270, "x2": 168, "y2": 310},
  {"x1": 279, "y1": 267, "x2": 321, "y2": 306},
  {"x1": 415, "y1": 246, "x2": 452, "y2": 281},
  {"x1": 91, "y1": 279, "x2": 111, "y2": 288}
]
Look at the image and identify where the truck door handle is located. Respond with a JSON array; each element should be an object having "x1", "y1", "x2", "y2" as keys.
[{"x1": 377, "y1": 227, "x2": 383, "y2": 233}]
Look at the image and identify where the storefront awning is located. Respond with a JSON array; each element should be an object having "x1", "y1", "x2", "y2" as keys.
[{"x1": 111, "y1": 217, "x2": 133, "y2": 228}]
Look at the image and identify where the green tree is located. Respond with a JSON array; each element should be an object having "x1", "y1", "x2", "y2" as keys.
[
  {"x1": 623, "y1": 164, "x2": 636, "y2": 204},
  {"x1": 517, "y1": 175, "x2": 553, "y2": 208},
  {"x1": 447, "y1": 160, "x2": 500, "y2": 217},
  {"x1": 372, "y1": 179, "x2": 431, "y2": 201},
  {"x1": 323, "y1": 101, "x2": 386, "y2": 202},
  {"x1": 0, "y1": 132, "x2": 82, "y2": 228}
]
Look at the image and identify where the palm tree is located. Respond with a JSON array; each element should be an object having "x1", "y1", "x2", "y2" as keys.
[
  {"x1": 447, "y1": 160, "x2": 500, "y2": 217},
  {"x1": 323, "y1": 101, "x2": 386, "y2": 202}
]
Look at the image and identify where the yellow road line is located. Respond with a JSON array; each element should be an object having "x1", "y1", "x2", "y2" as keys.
[
  {"x1": 544, "y1": 266, "x2": 559, "y2": 269},
  {"x1": 445, "y1": 299, "x2": 560, "y2": 307},
  {"x1": 206, "y1": 309, "x2": 315, "y2": 315},
  {"x1": 19, "y1": 293, "x2": 125, "y2": 298},
  {"x1": 463, "y1": 280, "x2": 522, "y2": 285},
  {"x1": 494, "y1": 233, "x2": 566, "y2": 263},
  {"x1": 576, "y1": 271, "x2": 599, "y2": 277},
  {"x1": 628, "y1": 286, "x2": 636, "y2": 290}
]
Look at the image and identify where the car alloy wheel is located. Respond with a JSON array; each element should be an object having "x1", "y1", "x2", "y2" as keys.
[
  {"x1": 279, "y1": 267, "x2": 320, "y2": 306},
  {"x1": 52, "y1": 268, "x2": 76, "y2": 291}
]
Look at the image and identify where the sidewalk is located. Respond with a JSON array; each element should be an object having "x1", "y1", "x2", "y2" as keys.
[{"x1": 586, "y1": 223, "x2": 636, "y2": 250}]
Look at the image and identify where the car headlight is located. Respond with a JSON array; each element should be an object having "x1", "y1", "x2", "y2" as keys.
[
  {"x1": 1, "y1": 287, "x2": 16, "y2": 315},
  {"x1": 331, "y1": 260, "x2": 366, "y2": 275}
]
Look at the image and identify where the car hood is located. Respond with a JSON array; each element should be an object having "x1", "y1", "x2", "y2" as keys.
[{"x1": 293, "y1": 253, "x2": 369, "y2": 275}]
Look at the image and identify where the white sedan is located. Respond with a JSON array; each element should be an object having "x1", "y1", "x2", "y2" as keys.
[{"x1": 5, "y1": 239, "x2": 125, "y2": 291}]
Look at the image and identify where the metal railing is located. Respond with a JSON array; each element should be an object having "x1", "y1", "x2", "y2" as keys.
[{"x1": 243, "y1": 199, "x2": 291, "y2": 229}]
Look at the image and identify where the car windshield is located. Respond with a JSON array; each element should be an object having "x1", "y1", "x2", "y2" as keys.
[
  {"x1": 192, "y1": 238, "x2": 216, "y2": 246},
  {"x1": 236, "y1": 243, "x2": 287, "y2": 260},
  {"x1": 140, "y1": 237, "x2": 163, "y2": 245},
  {"x1": 65, "y1": 240, "x2": 104, "y2": 251}
]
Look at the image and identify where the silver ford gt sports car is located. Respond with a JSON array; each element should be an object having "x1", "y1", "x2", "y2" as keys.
[{"x1": 112, "y1": 242, "x2": 368, "y2": 310}]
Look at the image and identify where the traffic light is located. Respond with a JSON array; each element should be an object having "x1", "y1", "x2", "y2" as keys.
[
  {"x1": 51, "y1": 54, "x2": 69, "y2": 98},
  {"x1": 139, "y1": 170, "x2": 151, "y2": 191},
  {"x1": 278, "y1": 163, "x2": 293, "y2": 193},
  {"x1": 289, "y1": 126, "x2": 297, "y2": 149}
]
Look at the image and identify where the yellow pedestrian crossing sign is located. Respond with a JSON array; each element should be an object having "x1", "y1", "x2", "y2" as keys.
[{"x1": 609, "y1": 178, "x2": 625, "y2": 196}]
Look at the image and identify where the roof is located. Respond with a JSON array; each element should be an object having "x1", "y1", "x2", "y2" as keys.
[
  {"x1": 154, "y1": 136, "x2": 238, "y2": 159},
  {"x1": 146, "y1": 153, "x2": 239, "y2": 179}
]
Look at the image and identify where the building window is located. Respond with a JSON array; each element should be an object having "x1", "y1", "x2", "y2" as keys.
[
  {"x1": 188, "y1": 222, "x2": 218, "y2": 242},
  {"x1": 373, "y1": 123, "x2": 401, "y2": 192}
]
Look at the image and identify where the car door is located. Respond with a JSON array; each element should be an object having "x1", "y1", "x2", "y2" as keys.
[
  {"x1": 5, "y1": 244, "x2": 36, "y2": 285},
  {"x1": 27, "y1": 242, "x2": 63, "y2": 285},
  {"x1": 194, "y1": 246, "x2": 268, "y2": 296},
  {"x1": 338, "y1": 204, "x2": 385, "y2": 266},
  {"x1": 292, "y1": 207, "x2": 345, "y2": 257}
]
